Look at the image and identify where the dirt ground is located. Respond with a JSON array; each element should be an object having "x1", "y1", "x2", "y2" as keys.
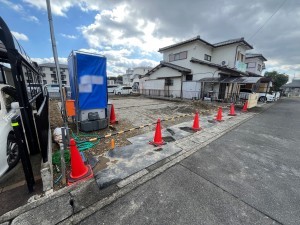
[{"x1": 49, "y1": 96, "x2": 222, "y2": 189}]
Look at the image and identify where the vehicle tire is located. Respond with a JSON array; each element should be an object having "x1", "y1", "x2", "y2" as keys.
[
  {"x1": 259, "y1": 96, "x2": 266, "y2": 102},
  {"x1": 130, "y1": 92, "x2": 133, "y2": 95},
  {"x1": 7, "y1": 133, "x2": 20, "y2": 169},
  {"x1": 118, "y1": 92, "x2": 121, "y2": 95}
]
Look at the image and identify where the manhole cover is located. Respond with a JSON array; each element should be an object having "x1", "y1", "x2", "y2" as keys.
[
  {"x1": 179, "y1": 127, "x2": 196, "y2": 133},
  {"x1": 162, "y1": 136, "x2": 176, "y2": 142}
]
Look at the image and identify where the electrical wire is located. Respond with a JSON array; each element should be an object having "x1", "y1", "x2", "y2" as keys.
[{"x1": 249, "y1": 0, "x2": 287, "y2": 41}]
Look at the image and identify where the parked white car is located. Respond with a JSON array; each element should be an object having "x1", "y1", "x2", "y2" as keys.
[
  {"x1": 258, "y1": 92, "x2": 275, "y2": 102},
  {"x1": 114, "y1": 86, "x2": 133, "y2": 95},
  {"x1": 107, "y1": 85, "x2": 119, "y2": 93},
  {"x1": 0, "y1": 84, "x2": 20, "y2": 177}
]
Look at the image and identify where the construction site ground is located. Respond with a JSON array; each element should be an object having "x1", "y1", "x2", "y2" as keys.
[{"x1": 50, "y1": 95, "x2": 226, "y2": 189}]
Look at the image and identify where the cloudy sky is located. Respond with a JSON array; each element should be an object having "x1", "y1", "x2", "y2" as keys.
[{"x1": 1, "y1": 0, "x2": 299, "y2": 80}]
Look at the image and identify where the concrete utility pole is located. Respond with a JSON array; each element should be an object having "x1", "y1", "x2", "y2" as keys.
[
  {"x1": 46, "y1": 0, "x2": 68, "y2": 184},
  {"x1": 46, "y1": 0, "x2": 67, "y2": 123}
]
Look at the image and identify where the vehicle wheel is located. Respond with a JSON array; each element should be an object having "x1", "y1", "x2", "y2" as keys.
[
  {"x1": 118, "y1": 92, "x2": 121, "y2": 95},
  {"x1": 130, "y1": 92, "x2": 133, "y2": 95},
  {"x1": 259, "y1": 96, "x2": 266, "y2": 102},
  {"x1": 7, "y1": 133, "x2": 20, "y2": 169}
]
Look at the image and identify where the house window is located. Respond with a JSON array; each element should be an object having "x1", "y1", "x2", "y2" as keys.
[
  {"x1": 169, "y1": 51, "x2": 188, "y2": 62},
  {"x1": 247, "y1": 62, "x2": 256, "y2": 68},
  {"x1": 257, "y1": 64, "x2": 262, "y2": 71},
  {"x1": 204, "y1": 54, "x2": 211, "y2": 62},
  {"x1": 237, "y1": 52, "x2": 245, "y2": 62},
  {"x1": 165, "y1": 78, "x2": 173, "y2": 86},
  {"x1": 186, "y1": 75, "x2": 193, "y2": 81}
]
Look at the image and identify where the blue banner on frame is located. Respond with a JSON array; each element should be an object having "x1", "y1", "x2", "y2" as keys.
[{"x1": 76, "y1": 52, "x2": 107, "y2": 110}]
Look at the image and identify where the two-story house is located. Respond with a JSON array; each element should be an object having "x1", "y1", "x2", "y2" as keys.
[{"x1": 142, "y1": 36, "x2": 265, "y2": 101}]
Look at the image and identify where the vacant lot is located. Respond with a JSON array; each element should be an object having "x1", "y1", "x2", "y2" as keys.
[
  {"x1": 50, "y1": 96, "x2": 219, "y2": 188},
  {"x1": 50, "y1": 96, "x2": 217, "y2": 155}
]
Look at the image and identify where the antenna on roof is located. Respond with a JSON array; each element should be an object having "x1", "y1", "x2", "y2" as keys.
[{"x1": 197, "y1": 35, "x2": 200, "y2": 38}]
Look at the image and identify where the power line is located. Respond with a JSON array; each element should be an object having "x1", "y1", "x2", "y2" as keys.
[{"x1": 249, "y1": 0, "x2": 287, "y2": 41}]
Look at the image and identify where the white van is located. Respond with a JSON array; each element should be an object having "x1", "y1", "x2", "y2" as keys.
[
  {"x1": 107, "y1": 85, "x2": 118, "y2": 93},
  {"x1": 114, "y1": 86, "x2": 133, "y2": 95}
]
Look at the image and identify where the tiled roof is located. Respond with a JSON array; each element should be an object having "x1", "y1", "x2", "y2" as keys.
[
  {"x1": 158, "y1": 36, "x2": 253, "y2": 52},
  {"x1": 282, "y1": 79, "x2": 300, "y2": 88},
  {"x1": 39, "y1": 63, "x2": 68, "y2": 69},
  {"x1": 143, "y1": 61, "x2": 191, "y2": 77},
  {"x1": 245, "y1": 53, "x2": 267, "y2": 61},
  {"x1": 213, "y1": 37, "x2": 253, "y2": 49},
  {"x1": 158, "y1": 36, "x2": 214, "y2": 52}
]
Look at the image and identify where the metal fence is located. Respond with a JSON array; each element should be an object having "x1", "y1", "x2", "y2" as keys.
[
  {"x1": 141, "y1": 88, "x2": 244, "y2": 104},
  {"x1": 34, "y1": 93, "x2": 49, "y2": 163}
]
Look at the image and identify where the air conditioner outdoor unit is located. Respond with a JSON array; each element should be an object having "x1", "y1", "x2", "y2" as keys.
[{"x1": 221, "y1": 60, "x2": 229, "y2": 66}]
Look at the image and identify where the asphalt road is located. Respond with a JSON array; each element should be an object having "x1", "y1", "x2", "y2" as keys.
[{"x1": 79, "y1": 98, "x2": 300, "y2": 225}]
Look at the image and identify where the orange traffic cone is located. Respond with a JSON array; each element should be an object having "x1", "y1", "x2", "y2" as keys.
[
  {"x1": 228, "y1": 103, "x2": 237, "y2": 116},
  {"x1": 67, "y1": 139, "x2": 93, "y2": 186},
  {"x1": 149, "y1": 119, "x2": 165, "y2": 146},
  {"x1": 192, "y1": 111, "x2": 202, "y2": 131},
  {"x1": 110, "y1": 104, "x2": 117, "y2": 124},
  {"x1": 215, "y1": 107, "x2": 223, "y2": 122},
  {"x1": 242, "y1": 101, "x2": 248, "y2": 112}
]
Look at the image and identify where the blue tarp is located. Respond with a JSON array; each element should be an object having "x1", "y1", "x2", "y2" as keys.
[{"x1": 68, "y1": 51, "x2": 107, "y2": 110}]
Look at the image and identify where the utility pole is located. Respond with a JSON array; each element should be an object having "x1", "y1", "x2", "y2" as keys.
[{"x1": 46, "y1": 0, "x2": 68, "y2": 184}]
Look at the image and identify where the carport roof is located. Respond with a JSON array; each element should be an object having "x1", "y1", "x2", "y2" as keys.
[{"x1": 199, "y1": 76, "x2": 262, "y2": 84}]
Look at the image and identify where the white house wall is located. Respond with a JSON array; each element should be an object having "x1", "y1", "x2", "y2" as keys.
[
  {"x1": 212, "y1": 44, "x2": 242, "y2": 68},
  {"x1": 245, "y1": 57, "x2": 264, "y2": 75},
  {"x1": 149, "y1": 67, "x2": 182, "y2": 79},
  {"x1": 162, "y1": 42, "x2": 213, "y2": 68}
]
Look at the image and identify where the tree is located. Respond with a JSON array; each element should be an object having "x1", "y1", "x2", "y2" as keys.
[
  {"x1": 116, "y1": 75, "x2": 123, "y2": 81},
  {"x1": 264, "y1": 71, "x2": 289, "y2": 91}
]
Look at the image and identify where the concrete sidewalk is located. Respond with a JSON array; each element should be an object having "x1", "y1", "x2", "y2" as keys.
[{"x1": 0, "y1": 103, "x2": 272, "y2": 225}]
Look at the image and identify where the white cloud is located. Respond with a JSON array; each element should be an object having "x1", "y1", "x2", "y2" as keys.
[
  {"x1": 25, "y1": 15, "x2": 39, "y2": 23},
  {"x1": 61, "y1": 34, "x2": 77, "y2": 39},
  {"x1": 0, "y1": 0, "x2": 24, "y2": 12},
  {"x1": 78, "y1": 4, "x2": 176, "y2": 53},
  {"x1": 11, "y1": 31, "x2": 29, "y2": 41},
  {"x1": 79, "y1": 48, "x2": 158, "y2": 76},
  {"x1": 31, "y1": 57, "x2": 68, "y2": 65}
]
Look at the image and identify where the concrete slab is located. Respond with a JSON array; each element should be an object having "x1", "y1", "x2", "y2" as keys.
[
  {"x1": 80, "y1": 165, "x2": 278, "y2": 225},
  {"x1": 95, "y1": 142, "x2": 182, "y2": 189}
]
